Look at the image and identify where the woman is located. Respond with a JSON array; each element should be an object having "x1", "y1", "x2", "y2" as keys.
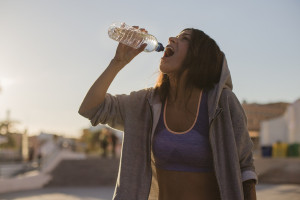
[{"x1": 79, "y1": 27, "x2": 257, "y2": 200}]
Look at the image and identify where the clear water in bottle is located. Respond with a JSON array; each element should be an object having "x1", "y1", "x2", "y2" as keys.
[{"x1": 108, "y1": 22, "x2": 164, "y2": 52}]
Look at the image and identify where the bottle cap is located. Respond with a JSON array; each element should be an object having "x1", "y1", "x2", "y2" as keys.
[{"x1": 156, "y1": 43, "x2": 164, "y2": 52}]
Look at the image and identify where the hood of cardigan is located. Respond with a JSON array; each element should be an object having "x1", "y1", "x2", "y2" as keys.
[{"x1": 207, "y1": 56, "x2": 233, "y2": 122}]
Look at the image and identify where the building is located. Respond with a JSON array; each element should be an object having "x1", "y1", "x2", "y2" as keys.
[
  {"x1": 242, "y1": 101, "x2": 289, "y2": 150},
  {"x1": 260, "y1": 99, "x2": 300, "y2": 146}
]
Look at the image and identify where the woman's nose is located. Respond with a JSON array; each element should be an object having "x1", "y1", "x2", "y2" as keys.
[{"x1": 168, "y1": 37, "x2": 177, "y2": 44}]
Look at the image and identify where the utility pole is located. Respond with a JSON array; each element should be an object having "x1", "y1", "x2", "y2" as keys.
[{"x1": 22, "y1": 129, "x2": 29, "y2": 161}]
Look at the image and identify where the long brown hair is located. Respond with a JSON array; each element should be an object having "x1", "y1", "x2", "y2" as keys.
[{"x1": 155, "y1": 28, "x2": 224, "y2": 102}]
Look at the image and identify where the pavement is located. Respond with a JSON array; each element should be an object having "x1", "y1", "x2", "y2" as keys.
[
  {"x1": 256, "y1": 184, "x2": 300, "y2": 200},
  {"x1": 1, "y1": 184, "x2": 300, "y2": 200},
  {"x1": 254, "y1": 157, "x2": 300, "y2": 184},
  {"x1": 0, "y1": 186, "x2": 115, "y2": 200}
]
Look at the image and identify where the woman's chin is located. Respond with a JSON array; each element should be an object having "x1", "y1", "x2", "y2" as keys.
[
  {"x1": 159, "y1": 60, "x2": 172, "y2": 72},
  {"x1": 159, "y1": 61, "x2": 181, "y2": 75},
  {"x1": 159, "y1": 64, "x2": 169, "y2": 74}
]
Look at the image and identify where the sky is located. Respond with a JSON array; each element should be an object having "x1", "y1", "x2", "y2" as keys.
[{"x1": 0, "y1": 0, "x2": 299, "y2": 138}]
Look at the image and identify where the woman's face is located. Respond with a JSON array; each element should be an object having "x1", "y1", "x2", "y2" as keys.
[{"x1": 159, "y1": 29, "x2": 192, "y2": 77}]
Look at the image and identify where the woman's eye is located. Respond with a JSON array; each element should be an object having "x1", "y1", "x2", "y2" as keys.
[{"x1": 175, "y1": 35, "x2": 190, "y2": 41}]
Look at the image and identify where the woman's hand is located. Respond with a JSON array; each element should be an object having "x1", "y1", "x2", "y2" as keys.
[
  {"x1": 112, "y1": 26, "x2": 148, "y2": 69},
  {"x1": 78, "y1": 26, "x2": 148, "y2": 115}
]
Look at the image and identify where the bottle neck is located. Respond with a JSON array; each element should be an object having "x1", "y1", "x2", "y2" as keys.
[{"x1": 155, "y1": 43, "x2": 164, "y2": 52}]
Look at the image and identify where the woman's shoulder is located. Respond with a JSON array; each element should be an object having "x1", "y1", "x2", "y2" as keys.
[
  {"x1": 107, "y1": 88, "x2": 155, "y2": 105},
  {"x1": 219, "y1": 88, "x2": 242, "y2": 108},
  {"x1": 128, "y1": 87, "x2": 154, "y2": 97},
  {"x1": 219, "y1": 88, "x2": 235, "y2": 100},
  {"x1": 124, "y1": 87, "x2": 155, "y2": 103}
]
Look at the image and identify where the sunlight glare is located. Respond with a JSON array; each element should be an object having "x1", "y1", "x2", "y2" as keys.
[{"x1": 0, "y1": 77, "x2": 15, "y2": 92}]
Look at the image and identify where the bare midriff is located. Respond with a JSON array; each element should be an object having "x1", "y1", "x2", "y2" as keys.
[{"x1": 156, "y1": 167, "x2": 221, "y2": 200}]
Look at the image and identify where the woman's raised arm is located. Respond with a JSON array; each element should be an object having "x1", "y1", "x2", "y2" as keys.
[{"x1": 78, "y1": 41, "x2": 146, "y2": 115}]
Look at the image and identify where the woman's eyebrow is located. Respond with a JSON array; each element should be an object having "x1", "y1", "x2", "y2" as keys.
[
  {"x1": 177, "y1": 33, "x2": 191, "y2": 37},
  {"x1": 176, "y1": 33, "x2": 191, "y2": 38}
]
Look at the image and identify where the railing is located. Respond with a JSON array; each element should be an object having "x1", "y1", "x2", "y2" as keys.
[
  {"x1": 0, "y1": 162, "x2": 36, "y2": 178},
  {"x1": 40, "y1": 146, "x2": 61, "y2": 173},
  {"x1": 0, "y1": 145, "x2": 61, "y2": 178},
  {"x1": 0, "y1": 144, "x2": 86, "y2": 179}
]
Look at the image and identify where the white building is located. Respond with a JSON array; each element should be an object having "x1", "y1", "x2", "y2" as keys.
[{"x1": 260, "y1": 99, "x2": 300, "y2": 145}]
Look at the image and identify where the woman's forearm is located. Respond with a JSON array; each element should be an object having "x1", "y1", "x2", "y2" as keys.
[
  {"x1": 79, "y1": 41, "x2": 146, "y2": 115},
  {"x1": 78, "y1": 59, "x2": 124, "y2": 115},
  {"x1": 243, "y1": 179, "x2": 257, "y2": 200}
]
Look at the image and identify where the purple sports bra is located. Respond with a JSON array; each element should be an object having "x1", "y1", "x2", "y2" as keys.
[{"x1": 152, "y1": 91, "x2": 214, "y2": 172}]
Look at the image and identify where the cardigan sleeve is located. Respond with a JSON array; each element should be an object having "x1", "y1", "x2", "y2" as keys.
[
  {"x1": 79, "y1": 93, "x2": 129, "y2": 131},
  {"x1": 79, "y1": 89, "x2": 151, "y2": 132},
  {"x1": 228, "y1": 91, "x2": 258, "y2": 183}
]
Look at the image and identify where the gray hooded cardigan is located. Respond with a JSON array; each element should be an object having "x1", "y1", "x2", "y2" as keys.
[{"x1": 80, "y1": 57, "x2": 258, "y2": 200}]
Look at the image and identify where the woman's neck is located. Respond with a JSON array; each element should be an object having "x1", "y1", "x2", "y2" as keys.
[{"x1": 168, "y1": 74, "x2": 201, "y2": 107}]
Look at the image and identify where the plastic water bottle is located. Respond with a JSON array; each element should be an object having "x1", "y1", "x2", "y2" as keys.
[{"x1": 108, "y1": 22, "x2": 164, "y2": 52}]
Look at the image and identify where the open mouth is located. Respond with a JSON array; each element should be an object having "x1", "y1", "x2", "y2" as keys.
[{"x1": 163, "y1": 46, "x2": 175, "y2": 58}]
